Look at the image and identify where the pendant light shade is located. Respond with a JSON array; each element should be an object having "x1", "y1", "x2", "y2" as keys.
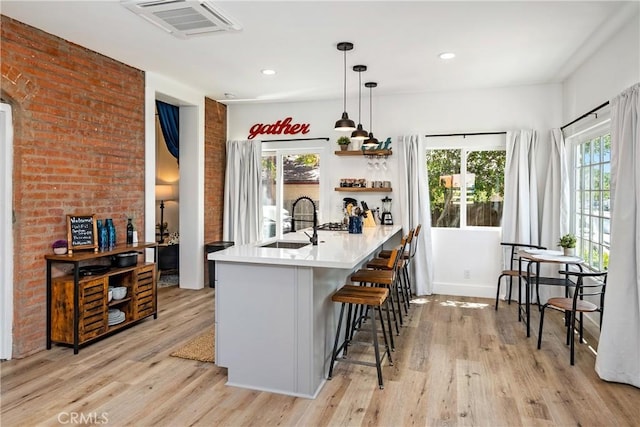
[
  {"x1": 362, "y1": 81, "x2": 379, "y2": 148},
  {"x1": 351, "y1": 65, "x2": 368, "y2": 140},
  {"x1": 334, "y1": 42, "x2": 356, "y2": 132}
]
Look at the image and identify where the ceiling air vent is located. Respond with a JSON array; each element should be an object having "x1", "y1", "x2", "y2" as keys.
[{"x1": 121, "y1": 0, "x2": 242, "y2": 39}]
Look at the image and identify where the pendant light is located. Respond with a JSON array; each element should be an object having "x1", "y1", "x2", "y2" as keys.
[
  {"x1": 362, "y1": 81, "x2": 380, "y2": 149},
  {"x1": 334, "y1": 42, "x2": 356, "y2": 131},
  {"x1": 351, "y1": 65, "x2": 368, "y2": 140}
]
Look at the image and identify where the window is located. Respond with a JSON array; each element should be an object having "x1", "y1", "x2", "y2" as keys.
[
  {"x1": 573, "y1": 133, "x2": 610, "y2": 270},
  {"x1": 427, "y1": 148, "x2": 505, "y2": 228}
]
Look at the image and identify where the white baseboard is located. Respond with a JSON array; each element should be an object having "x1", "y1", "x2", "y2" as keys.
[{"x1": 432, "y1": 281, "x2": 496, "y2": 299}]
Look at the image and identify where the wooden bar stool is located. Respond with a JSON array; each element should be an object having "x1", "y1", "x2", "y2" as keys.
[
  {"x1": 377, "y1": 224, "x2": 421, "y2": 303},
  {"x1": 366, "y1": 231, "x2": 413, "y2": 315},
  {"x1": 327, "y1": 284, "x2": 393, "y2": 389},
  {"x1": 349, "y1": 248, "x2": 402, "y2": 342}
]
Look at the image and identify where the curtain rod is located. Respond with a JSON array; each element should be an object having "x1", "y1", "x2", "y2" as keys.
[
  {"x1": 560, "y1": 101, "x2": 610, "y2": 131},
  {"x1": 424, "y1": 131, "x2": 507, "y2": 138},
  {"x1": 260, "y1": 137, "x2": 330, "y2": 142}
]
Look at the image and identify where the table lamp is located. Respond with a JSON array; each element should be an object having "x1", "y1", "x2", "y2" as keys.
[{"x1": 156, "y1": 184, "x2": 177, "y2": 243}]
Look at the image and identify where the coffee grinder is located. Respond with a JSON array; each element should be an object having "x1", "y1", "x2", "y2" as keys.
[{"x1": 380, "y1": 196, "x2": 394, "y2": 225}]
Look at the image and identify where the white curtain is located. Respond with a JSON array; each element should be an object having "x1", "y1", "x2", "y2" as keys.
[
  {"x1": 223, "y1": 140, "x2": 263, "y2": 245},
  {"x1": 537, "y1": 129, "x2": 570, "y2": 302},
  {"x1": 596, "y1": 83, "x2": 640, "y2": 388},
  {"x1": 500, "y1": 130, "x2": 539, "y2": 301},
  {"x1": 502, "y1": 130, "x2": 539, "y2": 245},
  {"x1": 397, "y1": 135, "x2": 434, "y2": 296}
]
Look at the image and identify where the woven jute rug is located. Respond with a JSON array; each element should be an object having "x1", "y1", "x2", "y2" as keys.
[
  {"x1": 157, "y1": 272, "x2": 179, "y2": 288},
  {"x1": 170, "y1": 329, "x2": 215, "y2": 363}
]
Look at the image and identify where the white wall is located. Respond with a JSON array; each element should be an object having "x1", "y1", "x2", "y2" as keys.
[
  {"x1": 563, "y1": 8, "x2": 640, "y2": 120},
  {"x1": 226, "y1": 5, "x2": 638, "y2": 299},
  {"x1": 228, "y1": 83, "x2": 562, "y2": 297}
]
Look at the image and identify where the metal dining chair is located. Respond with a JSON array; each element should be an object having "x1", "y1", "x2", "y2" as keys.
[
  {"x1": 537, "y1": 270, "x2": 607, "y2": 365},
  {"x1": 495, "y1": 242, "x2": 546, "y2": 310}
]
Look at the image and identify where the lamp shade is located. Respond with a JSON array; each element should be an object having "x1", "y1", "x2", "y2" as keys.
[
  {"x1": 156, "y1": 184, "x2": 178, "y2": 201},
  {"x1": 362, "y1": 133, "x2": 379, "y2": 149},
  {"x1": 362, "y1": 81, "x2": 379, "y2": 148},
  {"x1": 334, "y1": 42, "x2": 356, "y2": 132},
  {"x1": 351, "y1": 124, "x2": 368, "y2": 140},
  {"x1": 351, "y1": 64, "x2": 368, "y2": 140},
  {"x1": 335, "y1": 112, "x2": 356, "y2": 131}
]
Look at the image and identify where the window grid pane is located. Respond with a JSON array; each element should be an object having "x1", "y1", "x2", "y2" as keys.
[
  {"x1": 427, "y1": 149, "x2": 505, "y2": 228},
  {"x1": 574, "y1": 133, "x2": 610, "y2": 271}
]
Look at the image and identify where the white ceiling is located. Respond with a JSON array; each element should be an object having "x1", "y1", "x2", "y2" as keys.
[{"x1": 1, "y1": 1, "x2": 636, "y2": 105}]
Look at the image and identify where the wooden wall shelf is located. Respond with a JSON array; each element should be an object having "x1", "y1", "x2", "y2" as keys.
[
  {"x1": 335, "y1": 187, "x2": 392, "y2": 193},
  {"x1": 334, "y1": 149, "x2": 392, "y2": 156}
]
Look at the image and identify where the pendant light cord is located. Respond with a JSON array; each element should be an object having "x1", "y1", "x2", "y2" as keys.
[
  {"x1": 358, "y1": 71, "x2": 362, "y2": 123},
  {"x1": 343, "y1": 49, "x2": 347, "y2": 112},
  {"x1": 369, "y1": 85, "x2": 373, "y2": 133}
]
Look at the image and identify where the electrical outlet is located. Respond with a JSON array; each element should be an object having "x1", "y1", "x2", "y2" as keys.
[{"x1": 464, "y1": 269, "x2": 471, "y2": 279}]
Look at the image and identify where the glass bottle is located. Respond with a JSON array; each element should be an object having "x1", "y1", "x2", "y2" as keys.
[
  {"x1": 106, "y1": 218, "x2": 116, "y2": 250},
  {"x1": 97, "y1": 219, "x2": 106, "y2": 251},
  {"x1": 101, "y1": 220, "x2": 109, "y2": 251},
  {"x1": 126, "y1": 218, "x2": 134, "y2": 244}
]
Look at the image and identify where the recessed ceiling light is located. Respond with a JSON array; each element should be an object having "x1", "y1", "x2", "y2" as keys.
[
  {"x1": 438, "y1": 52, "x2": 456, "y2": 60},
  {"x1": 261, "y1": 69, "x2": 276, "y2": 75}
]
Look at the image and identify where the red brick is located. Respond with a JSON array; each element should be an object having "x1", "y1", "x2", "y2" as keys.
[
  {"x1": 2, "y1": 15, "x2": 227, "y2": 357},
  {"x1": 2, "y1": 15, "x2": 145, "y2": 357}
]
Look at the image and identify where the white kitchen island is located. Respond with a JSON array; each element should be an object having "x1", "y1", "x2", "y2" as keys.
[{"x1": 208, "y1": 225, "x2": 402, "y2": 398}]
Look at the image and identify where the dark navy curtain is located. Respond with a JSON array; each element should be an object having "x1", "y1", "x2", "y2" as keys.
[{"x1": 156, "y1": 100, "x2": 179, "y2": 161}]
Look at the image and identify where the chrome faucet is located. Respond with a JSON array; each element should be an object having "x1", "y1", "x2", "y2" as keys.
[{"x1": 291, "y1": 196, "x2": 318, "y2": 245}]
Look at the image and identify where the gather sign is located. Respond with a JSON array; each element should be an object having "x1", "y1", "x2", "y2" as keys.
[{"x1": 248, "y1": 117, "x2": 310, "y2": 140}]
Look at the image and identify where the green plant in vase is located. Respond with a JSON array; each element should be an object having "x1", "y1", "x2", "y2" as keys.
[
  {"x1": 558, "y1": 233, "x2": 577, "y2": 256},
  {"x1": 337, "y1": 136, "x2": 351, "y2": 151}
]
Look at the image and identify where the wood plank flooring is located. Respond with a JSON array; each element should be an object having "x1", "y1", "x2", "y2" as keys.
[{"x1": 2, "y1": 286, "x2": 639, "y2": 426}]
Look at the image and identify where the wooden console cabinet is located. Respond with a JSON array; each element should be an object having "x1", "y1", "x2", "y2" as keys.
[{"x1": 45, "y1": 242, "x2": 158, "y2": 354}]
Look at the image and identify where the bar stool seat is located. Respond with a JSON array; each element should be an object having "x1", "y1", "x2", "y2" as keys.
[
  {"x1": 366, "y1": 257, "x2": 402, "y2": 269},
  {"x1": 376, "y1": 249, "x2": 409, "y2": 259},
  {"x1": 327, "y1": 284, "x2": 392, "y2": 389}
]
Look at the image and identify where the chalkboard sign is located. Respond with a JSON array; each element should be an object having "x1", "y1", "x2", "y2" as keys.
[{"x1": 66, "y1": 214, "x2": 98, "y2": 254}]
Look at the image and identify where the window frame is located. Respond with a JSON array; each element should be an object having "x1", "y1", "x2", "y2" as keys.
[
  {"x1": 426, "y1": 141, "x2": 506, "y2": 229},
  {"x1": 567, "y1": 122, "x2": 611, "y2": 271}
]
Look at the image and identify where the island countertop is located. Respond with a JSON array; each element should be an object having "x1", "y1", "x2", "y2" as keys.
[
  {"x1": 212, "y1": 223, "x2": 403, "y2": 398},
  {"x1": 208, "y1": 225, "x2": 402, "y2": 269}
]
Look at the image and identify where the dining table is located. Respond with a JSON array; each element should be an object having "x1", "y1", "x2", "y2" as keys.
[{"x1": 517, "y1": 248, "x2": 584, "y2": 337}]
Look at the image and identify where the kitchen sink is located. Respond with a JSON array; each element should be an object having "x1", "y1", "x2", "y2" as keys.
[{"x1": 260, "y1": 241, "x2": 310, "y2": 249}]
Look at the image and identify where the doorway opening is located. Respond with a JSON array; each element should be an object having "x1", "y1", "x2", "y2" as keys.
[
  {"x1": 155, "y1": 101, "x2": 180, "y2": 287},
  {"x1": 261, "y1": 142, "x2": 326, "y2": 239}
]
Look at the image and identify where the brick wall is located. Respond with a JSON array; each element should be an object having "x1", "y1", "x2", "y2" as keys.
[
  {"x1": 1, "y1": 16, "x2": 146, "y2": 357},
  {"x1": 204, "y1": 97, "x2": 226, "y2": 243}
]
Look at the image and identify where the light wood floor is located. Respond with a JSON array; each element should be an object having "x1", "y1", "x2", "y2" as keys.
[{"x1": 2, "y1": 286, "x2": 639, "y2": 426}]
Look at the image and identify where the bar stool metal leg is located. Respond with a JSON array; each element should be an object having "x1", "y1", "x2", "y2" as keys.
[{"x1": 327, "y1": 302, "x2": 346, "y2": 380}]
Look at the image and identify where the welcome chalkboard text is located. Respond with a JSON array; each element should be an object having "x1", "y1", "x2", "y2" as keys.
[{"x1": 66, "y1": 214, "x2": 98, "y2": 254}]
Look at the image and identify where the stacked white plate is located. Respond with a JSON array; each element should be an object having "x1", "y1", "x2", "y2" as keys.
[{"x1": 108, "y1": 308, "x2": 125, "y2": 326}]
